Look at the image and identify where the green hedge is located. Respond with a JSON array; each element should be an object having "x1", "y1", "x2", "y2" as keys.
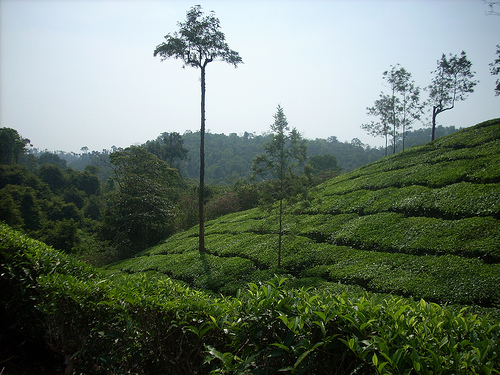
[
  {"x1": 330, "y1": 212, "x2": 500, "y2": 261},
  {"x1": 304, "y1": 182, "x2": 500, "y2": 219}
]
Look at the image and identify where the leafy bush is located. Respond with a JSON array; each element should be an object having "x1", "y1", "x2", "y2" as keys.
[{"x1": 2, "y1": 224, "x2": 500, "y2": 374}]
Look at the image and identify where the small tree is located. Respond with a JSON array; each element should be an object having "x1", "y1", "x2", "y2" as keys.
[
  {"x1": 362, "y1": 94, "x2": 393, "y2": 156},
  {"x1": 427, "y1": 51, "x2": 478, "y2": 141},
  {"x1": 252, "y1": 105, "x2": 308, "y2": 268},
  {"x1": 490, "y1": 44, "x2": 500, "y2": 96},
  {"x1": 154, "y1": 5, "x2": 242, "y2": 252}
]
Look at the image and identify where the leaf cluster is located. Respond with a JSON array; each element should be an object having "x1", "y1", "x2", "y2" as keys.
[{"x1": 154, "y1": 5, "x2": 242, "y2": 69}]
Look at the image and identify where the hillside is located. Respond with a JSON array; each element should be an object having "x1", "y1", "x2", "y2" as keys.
[
  {"x1": 2, "y1": 118, "x2": 499, "y2": 374},
  {"x1": 106, "y1": 118, "x2": 500, "y2": 307}
]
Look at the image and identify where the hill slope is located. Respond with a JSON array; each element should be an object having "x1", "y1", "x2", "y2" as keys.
[{"x1": 106, "y1": 118, "x2": 500, "y2": 308}]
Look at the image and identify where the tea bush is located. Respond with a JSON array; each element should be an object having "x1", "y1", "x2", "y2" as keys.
[
  {"x1": 330, "y1": 213, "x2": 500, "y2": 261},
  {"x1": 2, "y1": 224, "x2": 499, "y2": 374}
]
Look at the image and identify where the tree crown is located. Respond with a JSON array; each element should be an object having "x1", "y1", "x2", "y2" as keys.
[
  {"x1": 154, "y1": 5, "x2": 242, "y2": 69},
  {"x1": 428, "y1": 51, "x2": 477, "y2": 112}
]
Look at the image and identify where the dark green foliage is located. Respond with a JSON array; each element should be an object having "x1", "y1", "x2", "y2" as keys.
[
  {"x1": 143, "y1": 131, "x2": 188, "y2": 170},
  {"x1": 2, "y1": 224, "x2": 499, "y2": 374},
  {"x1": 0, "y1": 127, "x2": 30, "y2": 164},
  {"x1": 0, "y1": 157, "x2": 109, "y2": 259},
  {"x1": 102, "y1": 146, "x2": 179, "y2": 255},
  {"x1": 37, "y1": 151, "x2": 68, "y2": 169}
]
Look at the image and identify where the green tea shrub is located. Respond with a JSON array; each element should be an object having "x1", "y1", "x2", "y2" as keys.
[
  {"x1": 2, "y1": 222, "x2": 500, "y2": 375},
  {"x1": 331, "y1": 212, "x2": 500, "y2": 261}
]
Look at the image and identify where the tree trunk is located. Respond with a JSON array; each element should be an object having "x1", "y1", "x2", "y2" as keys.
[
  {"x1": 199, "y1": 66, "x2": 206, "y2": 252},
  {"x1": 278, "y1": 196, "x2": 283, "y2": 269},
  {"x1": 431, "y1": 106, "x2": 437, "y2": 141}
]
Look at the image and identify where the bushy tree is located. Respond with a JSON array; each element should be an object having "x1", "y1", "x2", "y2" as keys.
[
  {"x1": 102, "y1": 147, "x2": 179, "y2": 255},
  {"x1": 427, "y1": 51, "x2": 478, "y2": 140},
  {"x1": 252, "y1": 105, "x2": 308, "y2": 268},
  {"x1": 0, "y1": 128, "x2": 30, "y2": 164},
  {"x1": 154, "y1": 5, "x2": 243, "y2": 252},
  {"x1": 144, "y1": 132, "x2": 188, "y2": 171},
  {"x1": 308, "y1": 154, "x2": 341, "y2": 184}
]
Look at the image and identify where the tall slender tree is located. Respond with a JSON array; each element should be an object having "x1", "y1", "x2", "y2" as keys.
[
  {"x1": 427, "y1": 51, "x2": 477, "y2": 141},
  {"x1": 154, "y1": 5, "x2": 242, "y2": 252},
  {"x1": 383, "y1": 65, "x2": 423, "y2": 152},
  {"x1": 252, "y1": 105, "x2": 308, "y2": 268}
]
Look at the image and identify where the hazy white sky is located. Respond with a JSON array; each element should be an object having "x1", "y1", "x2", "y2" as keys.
[{"x1": 1, "y1": 0, "x2": 499, "y2": 153}]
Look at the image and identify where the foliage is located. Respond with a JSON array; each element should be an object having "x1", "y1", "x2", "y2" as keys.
[
  {"x1": 0, "y1": 161, "x2": 107, "y2": 257},
  {"x1": 2, "y1": 224, "x2": 499, "y2": 374},
  {"x1": 114, "y1": 119, "x2": 500, "y2": 308},
  {"x1": 490, "y1": 44, "x2": 500, "y2": 96},
  {"x1": 153, "y1": 5, "x2": 242, "y2": 69},
  {"x1": 0, "y1": 127, "x2": 31, "y2": 164},
  {"x1": 252, "y1": 105, "x2": 309, "y2": 268},
  {"x1": 143, "y1": 131, "x2": 188, "y2": 170},
  {"x1": 427, "y1": 51, "x2": 478, "y2": 140},
  {"x1": 102, "y1": 146, "x2": 179, "y2": 255},
  {"x1": 362, "y1": 65, "x2": 423, "y2": 154}
]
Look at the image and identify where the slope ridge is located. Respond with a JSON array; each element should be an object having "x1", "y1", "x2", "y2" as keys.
[{"x1": 105, "y1": 118, "x2": 500, "y2": 307}]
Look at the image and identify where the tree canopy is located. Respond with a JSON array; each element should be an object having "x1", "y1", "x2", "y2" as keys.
[{"x1": 0, "y1": 128, "x2": 30, "y2": 164}]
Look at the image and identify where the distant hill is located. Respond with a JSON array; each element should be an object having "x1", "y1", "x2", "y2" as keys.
[
  {"x1": 177, "y1": 125, "x2": 460, "y2": 184},
  {"x1": 106, "y1": 118, "x2": 500, "y2": 308}
]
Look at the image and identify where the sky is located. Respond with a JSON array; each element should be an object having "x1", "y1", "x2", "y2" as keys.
[{"x1": 1, "y1": 0, "x2": 499, "y2": 153}]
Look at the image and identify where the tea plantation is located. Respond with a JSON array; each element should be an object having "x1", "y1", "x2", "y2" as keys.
[
  {"x1": 108, "y1": 118, "x2": 500, "y2": 307},
  {"x1": 1, "y1": 118, "x2": 499, "y2": 374}
]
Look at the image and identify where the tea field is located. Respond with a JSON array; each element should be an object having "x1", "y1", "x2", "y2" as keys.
[
  {"x1": 107, "y1": 118, "x2": 500, "y2": 308},
  {"x1": 1, "y1": 118, "x2": 499, "y2": 374}
]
